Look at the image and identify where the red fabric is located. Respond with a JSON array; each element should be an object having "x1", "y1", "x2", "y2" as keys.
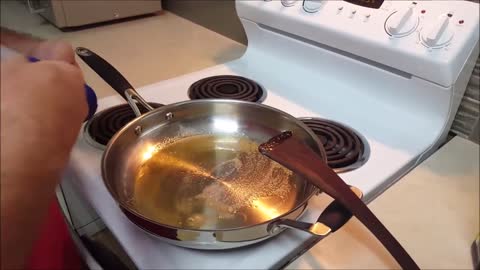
[{"x1": 26, "y1": 200, "x2": 83, "y2": 270}]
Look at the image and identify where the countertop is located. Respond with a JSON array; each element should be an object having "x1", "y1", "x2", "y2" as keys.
[
  {"x1": 288, "y1": 136, "x2": 480, "y2": 269},
  {"x1": 0, "y1": 1, "x2": 246, "y2": 99}
]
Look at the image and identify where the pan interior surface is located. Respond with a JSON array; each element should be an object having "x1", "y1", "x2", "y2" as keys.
[
  {"x1": 103, "y1": 100, "x2": 324, "y2": 232},
  {"x1": 132, "y1": 133, "x2": 306, "y2": 230}
]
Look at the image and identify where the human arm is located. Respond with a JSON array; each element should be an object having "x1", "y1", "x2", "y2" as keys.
[{"x1": 1, "y1": 28, "x2": 87, "y2": 269}]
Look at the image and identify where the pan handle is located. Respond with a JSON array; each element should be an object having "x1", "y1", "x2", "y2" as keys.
[
  {"x1": 269, "y1": 186, "x2": 362, "y2": 238},
  {"x1": 75, "y1": 47, "x2": 153, "y2": 116}
]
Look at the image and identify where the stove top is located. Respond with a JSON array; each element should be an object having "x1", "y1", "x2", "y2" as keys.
[
  {"x1": 300, "y1": 118, "x2": 369, "y2": 173},
  {"x1": 85, "y1": 103, "x2": 163, "y2": 147},
  {"x1": 68, "y1": 63, "x2": 428, "y2": 269},
  {"x1": 188, "y1": 75, "x2": 266, "y2": 102}
]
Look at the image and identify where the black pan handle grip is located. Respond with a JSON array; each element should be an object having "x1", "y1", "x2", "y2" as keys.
[
  {"x1": 317, "y1": 186, "x2": 362, "y2": 232},
  {"x1": 317, "y1": 198, "x2": 353, "y2": 232},
  {"x1": 75, "y1": 47, "x2": 133, "y2": 102}
]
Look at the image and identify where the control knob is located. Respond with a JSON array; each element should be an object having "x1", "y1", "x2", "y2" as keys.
[
  {"x1": 281, "y1": 0, "x2": 297, "y2": 7},
  {"x1": 303, "y1": 0, "x2": 323, "y2": 13},
  {"x1": 385, "y1": 3, "x2": 419, "y2": 37},
  {"x1": 420, "y1": 13, "x2": 454, "y2": 48}
]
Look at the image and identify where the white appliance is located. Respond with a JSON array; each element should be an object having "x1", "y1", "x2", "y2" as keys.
[
  {"x1": 63, "y1": 0, "x2": 479, "y2": 269},
  {"x1": 26, "y1": 0, "x2": 162, "y2": 28}
]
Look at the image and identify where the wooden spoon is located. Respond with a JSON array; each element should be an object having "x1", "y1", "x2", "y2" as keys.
[{"x1": 259, "y1": 131, "x2": 419, "y2": 270}]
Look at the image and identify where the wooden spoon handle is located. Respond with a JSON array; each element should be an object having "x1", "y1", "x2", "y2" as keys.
[{"x1": 259, "y1": 131, "x2": 419, "y2": 270}]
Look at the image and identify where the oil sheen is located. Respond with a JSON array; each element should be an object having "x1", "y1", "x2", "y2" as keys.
[{"x1": 133, "y1": 134, "x2": 302, "y2": 230}]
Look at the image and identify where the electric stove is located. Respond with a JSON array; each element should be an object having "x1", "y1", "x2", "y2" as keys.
[{"x1": 65, "y1": 0, "x2": 479, "y2": 269}]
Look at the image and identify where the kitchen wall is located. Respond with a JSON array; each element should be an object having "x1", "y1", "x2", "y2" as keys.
[
  {"x1": 451, "y1": 0, "x2": 479, "y2": 143},
  {"x1": 162, "y1": 0, "x2": 247, "y2": 44},
  {"x1": 453, "y1": 56, "x2": 480, "y2": 143},
  {"x1": 164, "y1": 0, "x2": 480, "y2": 144}
]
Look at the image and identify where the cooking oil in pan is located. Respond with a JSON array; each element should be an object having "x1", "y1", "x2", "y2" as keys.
[{"x1": 133, "y1": 134, "x2": 304, "y2": 230}]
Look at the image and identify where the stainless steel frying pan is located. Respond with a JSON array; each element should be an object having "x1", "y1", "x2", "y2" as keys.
[{"x1": 76, "y1": 47, "x2": 362, "y2": 249}]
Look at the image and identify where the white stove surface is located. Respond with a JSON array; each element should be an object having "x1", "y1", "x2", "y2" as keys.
[{"x1": 68, "y1": 59, "x2": 429, "y2": 269}]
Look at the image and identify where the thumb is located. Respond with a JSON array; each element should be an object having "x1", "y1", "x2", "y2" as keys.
[{"x1": 30, "y1": 40, "x2": 77, "y2": 65}]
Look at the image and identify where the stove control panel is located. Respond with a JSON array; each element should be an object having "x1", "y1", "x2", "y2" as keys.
[{"x1": 236, "y1": 0, "x2": 479, "y2": 87}]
